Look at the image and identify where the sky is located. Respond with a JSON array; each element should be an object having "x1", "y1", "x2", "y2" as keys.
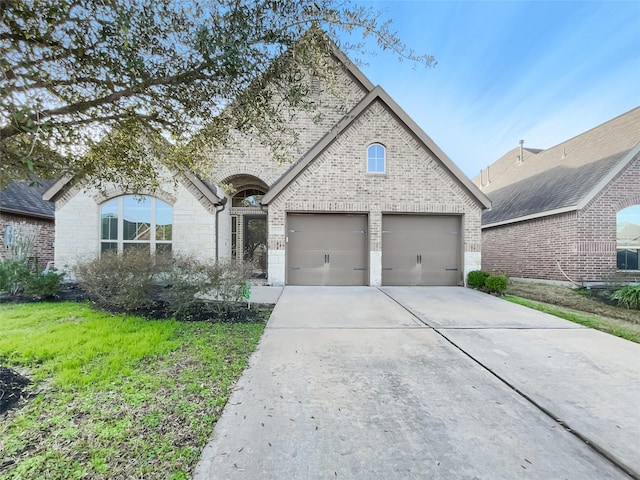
[{"x1": 341, "y1": 0, "x2": 640, "y2": 179}]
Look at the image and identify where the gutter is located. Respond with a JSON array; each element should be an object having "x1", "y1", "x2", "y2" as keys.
[
  {"x1": 215, "y1": 197, "x2": 228, "y2": 262},
  {"x1": 0, "y1": 207, "x2": 55, "y2": 222}
]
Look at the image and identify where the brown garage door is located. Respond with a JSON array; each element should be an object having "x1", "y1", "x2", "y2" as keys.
[
  {"x1": 382, "y1": 215, "x2": 460, "y2": 286},
  {"x1": 287, "y1": 214, "x2": 368, "y2": 286}
]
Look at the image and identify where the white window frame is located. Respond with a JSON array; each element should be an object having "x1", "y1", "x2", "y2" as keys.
[
  {"x1": 100, "y1": 195, "x2": 172, "y2": 254},
  {"x1": 367, "y1": 143, "x2": 386, "y2": 174}
]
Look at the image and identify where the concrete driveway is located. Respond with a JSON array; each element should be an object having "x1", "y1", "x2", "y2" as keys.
[{"x1": 194, "y1": 287, "x2": 640, "y2": 480}]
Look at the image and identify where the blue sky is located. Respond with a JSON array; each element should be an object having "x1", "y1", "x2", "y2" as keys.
[{"x1": 343, "y1": 0, "x2": 640, "y2": 178}]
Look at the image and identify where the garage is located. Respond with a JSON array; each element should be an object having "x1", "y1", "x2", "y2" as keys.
[
  {"x1": 382, "y1": 215, "x2": 461, "y2": 286},
  {"x1": 287, "y1": 213, "x2": 368, "y2": 285}
]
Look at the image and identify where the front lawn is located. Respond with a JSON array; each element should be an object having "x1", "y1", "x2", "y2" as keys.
[{"x1": 0, "y1": 302, "x2": 266, "y2": 479}]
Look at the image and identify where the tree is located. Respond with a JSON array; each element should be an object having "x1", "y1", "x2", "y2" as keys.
[{"x1": 1, "y1": 0, "x2": 435, "y2": 189}]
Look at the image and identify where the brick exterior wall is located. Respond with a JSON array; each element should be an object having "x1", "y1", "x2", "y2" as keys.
[
  {"x1": 482, "y1": 152, "x2": 640, "y2": 283},
  {"x1": 268, "y1": 100, "x2": 484, "y2": 286},
  {"x1": 577, "y1": 151, "x2": 640, "y2": 282},
  {"x1": 482, "y1": 211, "x2": 578, "y2": 281},
  {"x1": 209, "y1": 58, "x2": 369, "y2": 187},
  {"x1": 0, "y1": 213, "x2": 55, "y2": 270}
]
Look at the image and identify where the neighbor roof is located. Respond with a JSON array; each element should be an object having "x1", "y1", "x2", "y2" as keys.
[
  {"x1": 476, "y1": 107, "x2": 640, "y2": 227},
  {"x1": 262, "y1": 85, "x2": 491, "y2": 209},
  {"x1": 0, "y1": 180, "x2": 56, "y2": 220}
]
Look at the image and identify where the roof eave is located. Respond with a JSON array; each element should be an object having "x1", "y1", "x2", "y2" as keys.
[
  {"x1": 576, "y1": 142, "x2": 640, "y2": 211},
  {"x1": 182, "y1": 171, "x2": 223, "y2": 205},
  {"x1": 264, "y1": 86, "x2": 491, "y2": 209},
  {"x1": 482, "y1": 205, "x2": 578, "y2": 229},
  {"x1": 42, "y1": 176, "x2": 73, "y2": 202},
  {"x1": 0, "y1": 207, "x2": 54, "y2": 221}
]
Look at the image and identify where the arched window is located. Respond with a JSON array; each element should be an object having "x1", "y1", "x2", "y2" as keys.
[
  {"x1": 617, "y1": 205, "x2": 640, "y2": 270},
  {"x1": 100, "y1": 195, "x2": 172, "y2": 254},
  {"x1": 232, "y1": 188, "x2": 265, "y2": 207},
  {"x1": 367, "y1": 143, "x2": 386, "y2": 173}
]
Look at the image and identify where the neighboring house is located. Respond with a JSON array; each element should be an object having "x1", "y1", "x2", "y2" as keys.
[
  {"x1": 474, "y1": 107, "x2": 640, "y2": 285},
  {"x1": 1, "y1": 180, "x2": 56, "y2": 269},
  {"x1": 44, "y1": 40, "x2": 490, "y2": 286}
]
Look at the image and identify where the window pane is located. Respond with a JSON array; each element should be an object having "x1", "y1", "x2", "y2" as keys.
[
  {"x1": 123, "y1": 243, "x2": 150, "y2": 253},
  {"x1": 101, "y1": 242, "x2": 117, "y2": 253},
  {"x1": 231, "y1": 216, "x2": 238, "y2": 260},
  {"x1": 617, "y1": 249, "x2": 639, "y2": 270},
  {"x1": 123, "y1": 196, "x2": 151, "y2": 241},
  {"x1": 156, "y1": 199, "x2": 173, "y2": 241},
  {"x1": 367, "y1": 144, "x2": 385, "y2": 173},
  {"x1": 101, "y1": 199, "x2": 118, "y2": 240},
  {"x1": 156, "y1": 243, "x2": 172, "y2": 255},
  {"x1": 617, "y1": 205, "x2": 640, "y2": 270}
]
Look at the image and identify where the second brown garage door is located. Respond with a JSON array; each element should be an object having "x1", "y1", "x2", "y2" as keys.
[
  {"x1": 287, "y1": 214, "x2": 368, "y2": 286},
  {"x1": 382, "y1": 215, "x2": 461, "y2": 286}
]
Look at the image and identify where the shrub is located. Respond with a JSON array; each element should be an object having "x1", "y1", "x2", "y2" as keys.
[
  {"x1": 75, "y1": 249, "x2": 165, "y2": 311},
  {"x1": 611, "y1": 285, "x2": 640, "y2": 310},
  {"x1": 484, "y1": 274, "x2": 508, "y2": 295},
  {"x1": 467, "y1": 270, "x2": 490, "y2": 289},
  {"x1": 75, "y1": 251, "x2": 253, "y2": 319},
  {"x1": 165, "y1": 256, "x2": 253, "y2": 315},
  {"x1": 24, "y1": 270, "x2": 65, "y2": 299},
  {"x1": 0, "y1": 259, "x2": 31, "y2": 296}
]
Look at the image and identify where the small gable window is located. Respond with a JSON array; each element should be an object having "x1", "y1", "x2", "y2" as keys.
[
  {"x1": 367, "y1": 143, "x2": 386, "y2": 173},
  {"x1": 617, "y1": 205, "x2": 640, "y2": 270},
  {"x1": 100, "y1": 195, "x2": 173, "y2": 254}
]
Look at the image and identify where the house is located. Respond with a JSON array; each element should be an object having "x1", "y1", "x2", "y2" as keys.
[
  {"x1": 43, "y1": 39, "x2": 490, "y2": 286},
  {"x1": 1, "y1": 180, "x2": 56, "y2": 269},
  {"x1": 474, "y1": 107, "x2": 640, "y2": 285}
]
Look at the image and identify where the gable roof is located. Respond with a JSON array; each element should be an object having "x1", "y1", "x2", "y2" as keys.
[
  {"x1": 262, "y1": 86, "x2": 491, "y2": 208},
  {"x1": 0, "y1": 180, "x2": 56, "y2": 220},
  {"x1": 477, "y1": 107, "x2": 640, "y2": 227}
]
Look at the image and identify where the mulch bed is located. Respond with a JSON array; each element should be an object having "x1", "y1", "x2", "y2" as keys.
[{"x1": 0, "y1": 367, "x2": 32, "y2": 414}]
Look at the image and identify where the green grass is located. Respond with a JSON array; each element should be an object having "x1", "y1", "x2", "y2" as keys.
[
  {"x1": 0, "y1": 302, "x2": 266, "y2": 480},
  {"x1": 504, "y1": 295, "x2": 640, "y2": 343}
]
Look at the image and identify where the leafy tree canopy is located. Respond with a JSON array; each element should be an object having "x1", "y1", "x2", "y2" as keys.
[{"x1": 1, "y1": 0, "x2": 435, "y2": 190}]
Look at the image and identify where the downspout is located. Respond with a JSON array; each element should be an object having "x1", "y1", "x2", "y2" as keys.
[{"x1": 215, "y1": 197, "x2": 228, "y2": 262}]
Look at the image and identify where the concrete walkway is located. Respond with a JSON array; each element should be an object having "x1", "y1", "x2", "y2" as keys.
[{"x1": 194, "y1": 287, "x2": 640, "y2": 479}]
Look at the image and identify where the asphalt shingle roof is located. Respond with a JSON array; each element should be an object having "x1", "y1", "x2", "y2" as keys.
[
  {"x1": 0, "y1": 180, "x2": 56, "y2": 219},
  {"x1": 475, "y1": 107, "x2": 640, "y2": 226}
]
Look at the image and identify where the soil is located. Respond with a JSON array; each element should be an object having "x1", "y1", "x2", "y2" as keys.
[
  {"x1": 0, "y1": 283, "x2": 89, "y2": 304},
  {"x1": 506, "y1": 281, "x2": 640, "y2": 327},
  {"x1": 0, "y1": 367, "x2": 32, "y2": 414}
]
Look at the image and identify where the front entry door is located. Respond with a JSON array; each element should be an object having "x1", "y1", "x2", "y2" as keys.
[{"x1": 244, "y1": 216, "x2": 267, "y2": 278}]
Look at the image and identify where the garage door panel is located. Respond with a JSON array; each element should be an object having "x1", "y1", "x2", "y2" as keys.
[
  {"x1": 382, "y1": 266, "x2": 420, "y2": 286},
  {"x1": 382, "y1": 215, "x2": 461, "y2": 286},
  {"x1": 287, "y1": 214, "x2": 368, "y2": 286}
]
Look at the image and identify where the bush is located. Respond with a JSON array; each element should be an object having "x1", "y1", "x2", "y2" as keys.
[
  {"x1": 75, "y1": 249, "x2": 165, "y2": 311},
  {"x1": 467, "y1": 270, "x2": 490, "y2": 289},
  {"x1": 165, "y1": 256, "x2": 253, "y2": 315},
  {"x1": 0, "y1": 259, "x2": 31, "y2": 296},
  {"x1": 611, "y1": 285, "x2": 640, "y2": 310},
  {"x1": 24, "y1": 270, "x2": 65, "y2": 299},
  {"x1": 484, "y1": 274, "x2": 508, "y2": 295},
  {"x1": 75, "y1": 250, "x2": 253, "y2": 319}
]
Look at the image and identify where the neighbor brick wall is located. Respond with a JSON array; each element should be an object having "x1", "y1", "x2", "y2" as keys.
[
  {"x1": 0, "y1": 213, "x2": 55, "y2": 270},
  {"x1": 482, "y1": 151, "x2": 640, "y2": 283},
  {"x1": 577, "y1": 151, "x2": 640, "y2": 282},
  {"x1": 268, "y1": 99, "x2": 484, "y2": 285},
  {"x1": 482, "y1": 212, "x2": 578, "y2": 281}
]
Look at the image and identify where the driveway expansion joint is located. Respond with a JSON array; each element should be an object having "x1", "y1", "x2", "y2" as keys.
[{"x1": 377, "y1": 287, "x2": 639, "y2": 480}]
